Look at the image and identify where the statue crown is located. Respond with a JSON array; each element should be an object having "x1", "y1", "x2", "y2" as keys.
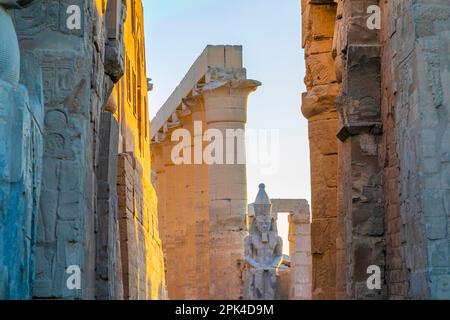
[{"x1": 253, "y1": 183, "x2": 272, "y2": 217}]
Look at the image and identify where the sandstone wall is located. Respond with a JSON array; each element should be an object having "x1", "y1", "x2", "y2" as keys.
[
  {"x1": 334, "y1": 0, "x2": 386, "y2": 299},
  {"x1": 112, "y1": 0, "x2": 166, "y2": 299},
  {"x1": 301, "y1": 0, "x2": 339, "y2": 300},
  {"x1": 302, "y1": 0, "x2": 450, "y2": 299},
  {"x1": 380, "y1": 0, "x2": 450, "y2": 299}
]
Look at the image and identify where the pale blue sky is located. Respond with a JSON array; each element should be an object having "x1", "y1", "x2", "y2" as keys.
[{"x1": 144, "y1": 0, "x2": 309, "y2": 253}]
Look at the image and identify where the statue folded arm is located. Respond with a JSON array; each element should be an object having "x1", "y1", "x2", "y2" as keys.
[
  {"x1": 270, "y1": 236, "x2": 284, "y2": 269},
  {"x1": 244, "y1": 236, "x2": 262, "y2": 269}
]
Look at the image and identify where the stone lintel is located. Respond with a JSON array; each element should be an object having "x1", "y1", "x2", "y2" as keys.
[{"x1": 250, "y1": 199, "x2": 311, "y2": 224}]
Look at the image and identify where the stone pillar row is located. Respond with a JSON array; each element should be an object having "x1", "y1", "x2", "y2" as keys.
[{"x1": 151, "y1": 67, "x2": 260, "y2": 300}]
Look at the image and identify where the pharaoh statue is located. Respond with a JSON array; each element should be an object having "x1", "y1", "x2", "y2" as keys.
[{"x1": 244, "y1": 184, "x2": 283, "y2": 300}]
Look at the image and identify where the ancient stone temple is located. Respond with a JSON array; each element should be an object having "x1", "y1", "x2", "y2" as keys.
[
  {"x1": 302, "y1": 0, "x2": 450, "y2": 299},
  {"x1": 151, "y1": 45, "x2": 261, "y2": 300},
  {"x1": 0, "y1": 0, "x2": 166, "y2": 300}
]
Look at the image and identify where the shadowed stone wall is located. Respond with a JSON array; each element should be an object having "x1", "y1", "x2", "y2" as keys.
[
  {"x1": 380, "y1": 0, "x2": 450, "y2": 299},
  {"x1": 12, "y1": 0, "x2": 124, "y2": 299},
  {"x1": 1, "y1": 0, "x2": 165, "y2": 300},
  {"x1": 0, "y1": 54, "x2": 44, "y2": 299},
  {"x1": 112, "y1": 0, "x2": 167, "y2": 300},
  {"x1": 302, "y1": 0, "x2": 450, "y2": 299},
  {"x1": 301, "y1": 0, "x2": 339, "y2": 300}
]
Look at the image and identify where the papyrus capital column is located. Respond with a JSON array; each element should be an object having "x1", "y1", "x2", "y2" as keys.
[
  {"x1": 200, "y1": 67, "x2": 261, "y2": 300},
  {"x1": 201, "y1": 68, "x2": 261, "y2": 124}
]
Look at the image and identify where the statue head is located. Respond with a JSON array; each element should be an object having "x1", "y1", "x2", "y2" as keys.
[
  {"x1": 255, "y1": 215, "x2": 272, "y2": 234},
  {"x1": 249, "y1": 184, "x2": 278, "y2": 242}
]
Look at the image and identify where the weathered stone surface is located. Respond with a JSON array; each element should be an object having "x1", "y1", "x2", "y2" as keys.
[
  {"x1": 244, "y1": 184, "x2": 283, "y2": 300},
  {"x1": 302, "y1": 0, "x2": 450, "y2": 300},
  {"x1": 96, "y1": 111, "x2": 122, "y2": 300},
  {"x1": 0, "y1": 5, "x2": 20, "y2": 83},
  {"x1": 9, "y1": 0, "x2": 126, "y2": 299},
  {"x1": 301, "y1": 0, "x2": 339, "y2": 300},
  {"x1": 0, "y1": 54, "x2": 44, "y2": 299},
  {"x1": 381, "y1": 0, "x2": 450, "y2": 300},
  {"x1": 1, "y1": 0, "x2": 166, "y2": 300}
]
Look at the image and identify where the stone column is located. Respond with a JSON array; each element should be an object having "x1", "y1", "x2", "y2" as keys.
[
  {"x1": 335, "y1": 0, "x2": 386, "y2": 299},
  {"x1": 201, "y1": 68, "x2": 260, "y2": 300},
  {"x1": 185, "y1": 96, "x2": 210, "y2": 299},
  {"x1": 13, "y1": 0, "x2": 124, "y2": 299},
  {"x1": 172, "y1": 129, "x2": 186, "y2": 299},
  {"x1": 152, "y1": 141, "x2": 170, "y2": 300},
  {"x1": 181, "y1": 114, "x2": 197, "y2": 300},
  {"x1": 301, "y1": 0, "x2": 339, "y2": 300},
  {"x1": 95, "y1": 111, "x2": 121, "y2": 300},
  {"x1": 289, "y1": 208, "x2": 312, "y2": 300},
  {"x1": 162, "y1": 134, "x2": 178, "y2": 299}
]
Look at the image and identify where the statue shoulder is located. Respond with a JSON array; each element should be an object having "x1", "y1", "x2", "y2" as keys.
[{"x1": 275, "y1": 235, "x2": 283, "y2": 245}]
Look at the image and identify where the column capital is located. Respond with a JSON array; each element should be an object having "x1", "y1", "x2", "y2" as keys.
[
  {"x1": 200, "y1": 67, "x2": 261, "y2": 96},
  {"x1": 198, "y1": 67, "x2": 261, "y2": 124},
  {"x1": 182, "y1": 94, "x2": 204, "y2": 114}
]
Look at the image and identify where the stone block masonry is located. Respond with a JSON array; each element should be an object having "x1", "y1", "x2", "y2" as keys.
[
  {"x1": 301, "y1": 0, "x2": 339, "y2": 300},
  {"x1": 1, "y1": 0, "x2": 165, "y2": 300},
  {"x1": 10, "y1": 0, "x2": 128, "y2": 299},
  {"x1": 301, "y1": 0, "x2": 450, "y2": 299}
]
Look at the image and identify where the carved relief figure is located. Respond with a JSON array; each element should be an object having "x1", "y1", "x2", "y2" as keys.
[{"x1": 244, "y1": 184, "x2": 283, "y2": 300}]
